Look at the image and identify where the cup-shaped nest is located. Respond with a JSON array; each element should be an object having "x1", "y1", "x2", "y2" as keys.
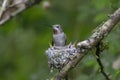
[{"x1": 45, "y1": 44, "x2": 77, "y2": 71}]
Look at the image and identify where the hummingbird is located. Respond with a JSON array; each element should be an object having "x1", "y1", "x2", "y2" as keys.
[{"x1": 52, "y1": 24, "x2": 66, "y2": 47}]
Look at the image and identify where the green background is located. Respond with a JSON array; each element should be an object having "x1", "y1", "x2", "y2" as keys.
[{"x1": 0, "y1": 0, "x2": 120, "y2": 80}]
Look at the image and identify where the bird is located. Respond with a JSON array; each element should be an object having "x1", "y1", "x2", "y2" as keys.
[
  {"x1": 52, "y1": 24, "x2": 66, "y2": 47},
  {"x1": 47, "y1": 24, "x2": 73, "y2": 80}
]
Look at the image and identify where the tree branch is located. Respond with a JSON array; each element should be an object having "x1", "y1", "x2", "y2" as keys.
[
  {"x1": 0, "y1": 0, "x2": 42, "y2": 26},
  {"x1": 53, "y1": 8, "x2": 120, "y2": 80}
]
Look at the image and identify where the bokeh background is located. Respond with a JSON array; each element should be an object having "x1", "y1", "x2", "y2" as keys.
[{"x1": 0, "y1": 0, "x2": 120, "y2": 80}]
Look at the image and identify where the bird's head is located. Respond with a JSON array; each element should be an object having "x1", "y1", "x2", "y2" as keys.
[{"x1": 52, "y1": 24, "x2": 63, "y2": 34}]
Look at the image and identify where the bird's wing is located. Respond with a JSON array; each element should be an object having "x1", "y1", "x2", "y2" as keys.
[{"x1": 64, "y1": 33, "x2": 67, "y2": 45}]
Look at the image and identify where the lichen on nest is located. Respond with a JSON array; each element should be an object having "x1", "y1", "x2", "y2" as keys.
[{"x1": 45, "y1": 44, "x2": 77, "y2": 71}]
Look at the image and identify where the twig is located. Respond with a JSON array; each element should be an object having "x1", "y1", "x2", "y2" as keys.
[
  {"x1": 0, "y1": 0, "x2": 42, "y2": 26},
  {"x1": 95, "y1": 42, "x2": 110, "y2": 80},
  {"x1": 0, "y1": 0, "x2": 8, "y2": 17},
  {"x1": 65, "y1": 74, "x2": 68, "y2": 80},
  {"x1": 52, "y1": 8, "x2": 120, "y2": 80}
]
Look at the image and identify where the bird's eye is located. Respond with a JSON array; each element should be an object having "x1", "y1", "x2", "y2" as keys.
[{"x1": 56, "y1": 25, "x2": 59, "y2": 28}]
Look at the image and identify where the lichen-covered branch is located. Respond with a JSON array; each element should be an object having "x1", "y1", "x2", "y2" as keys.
[
  {"x1": 53, "y1": 8, "x2": 120, "y2": 80},
  {"x1": 0, "y1": 0, "x2": 42, "y2": 26}
]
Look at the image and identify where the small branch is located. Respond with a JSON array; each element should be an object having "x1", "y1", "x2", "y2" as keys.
[
  {"x1": 0, "y1": 0, "x2": 8, "y2": 17},
  {"x1": 0, "y1": 0, "x2": 42, "y2": 26},
  {"x1": 53, "y1": 8, "x2": 120, "y2": 80},
  {"x1": 95, "y1": 42, "x2": 110, "y2": 80}
]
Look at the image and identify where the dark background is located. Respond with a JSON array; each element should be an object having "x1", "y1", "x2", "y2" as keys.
[{"x1": 0, "y1": 0, "x2": 120, "y2": 80}]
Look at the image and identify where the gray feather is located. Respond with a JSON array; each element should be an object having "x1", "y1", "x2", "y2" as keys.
[{"x1": 53, "y1": 32, "x2": 66, "y2": 46}]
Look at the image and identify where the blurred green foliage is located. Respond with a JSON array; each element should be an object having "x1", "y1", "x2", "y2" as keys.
[{"x1": 0, "y1": 0, "x2": 120, "y2": 80}]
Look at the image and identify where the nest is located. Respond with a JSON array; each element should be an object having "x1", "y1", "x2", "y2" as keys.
[{"x1": 45, "y1": 44, "x2": 77, "y2": 71}]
